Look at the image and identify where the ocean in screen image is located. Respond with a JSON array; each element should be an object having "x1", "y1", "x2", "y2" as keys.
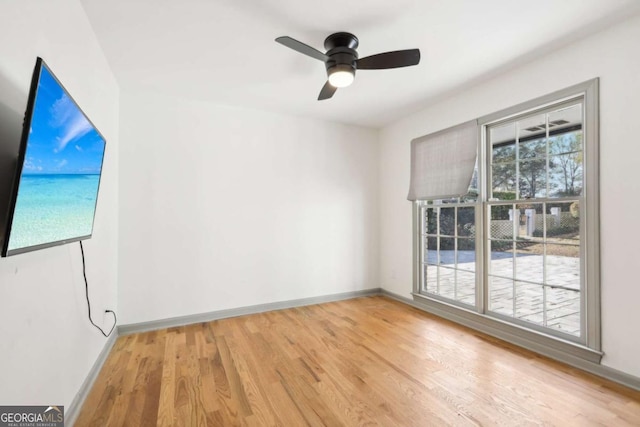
[{"x1": 8, "y1": 174, "x2": 101, "y2": 250}]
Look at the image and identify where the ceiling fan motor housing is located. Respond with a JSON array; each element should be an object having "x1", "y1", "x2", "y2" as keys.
[{"x1": 324, "y1": 32, "x2": 359, "y2": 79}]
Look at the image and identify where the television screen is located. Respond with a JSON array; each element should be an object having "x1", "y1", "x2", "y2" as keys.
[{"x1": 1, "y1": 58, "x2": 106, "y2": 257}]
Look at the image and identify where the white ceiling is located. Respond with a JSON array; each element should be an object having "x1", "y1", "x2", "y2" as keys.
[{"x1": 80, "y1": 0, "x2": 640, "y2": 128}]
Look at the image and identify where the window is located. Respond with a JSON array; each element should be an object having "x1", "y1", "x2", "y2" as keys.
[
  {"x1": 413, "y1": 80, "x2": 600, "y2": 357},
  {"x1": 487, "y1": 102, "x2": 583, "y2": 337}
]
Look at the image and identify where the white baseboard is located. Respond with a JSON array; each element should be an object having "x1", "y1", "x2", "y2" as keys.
[
  {"x1": 66, "y1": 330, "x2": 119, "y2": 426},
  {"x1": 118, "y1": 288, "x2": 383, "y2": 335}
]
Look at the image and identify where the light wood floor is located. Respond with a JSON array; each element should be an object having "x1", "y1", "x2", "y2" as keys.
[{"x1": 75, "y1": 296, "x2": 640, "y2": 426}]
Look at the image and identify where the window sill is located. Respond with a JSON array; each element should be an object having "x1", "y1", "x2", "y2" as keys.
[{"x1": 411, "y1": 292, "x2": 603, "y2": 365}]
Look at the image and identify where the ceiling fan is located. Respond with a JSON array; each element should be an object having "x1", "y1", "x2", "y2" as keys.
[{"x1": 275, "y1": 32, "x2": 420, "y2": 100}]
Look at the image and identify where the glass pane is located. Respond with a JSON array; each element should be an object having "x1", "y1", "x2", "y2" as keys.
[
  {"x1": 519, "y1": 138, "x2": 546, "y2": 160},
  {"x1": 491, "y1": 122, "x2": 517, "y2": 199},
  {"x1": 424, "y1": 236, "x2": 438, "y2": 264},
  {"x1": 546, "y1": 244, "x2": 580, "y2": 290},
  {"x1": 466, "y1": 164, "x2": 479, "y2": 201},
  {"x1": 439, "y1": 237, "x2": 455, "y2": 266},
  {"x1": 438, "y1": 267, "x2": 456, "y2": 299},
  {"x1": 548, "y1": 103, "x2": 583, "y2": 198},
  {"x1": 422, "y1": 244, "x2": 438, "y2": 265},
  {"x1": 546, "y1": 202, "x2": 580, "y2": 243},
  {"x1": 424, "y1": 264, "x2": 438, "y2": 294},
  {"x1": 515, "y1": 282, "x2": 544, "y2": 326},
  {"x1": 493, "y1": 144, "x2": 516, "y2": 163},
  {"x1": 514, "y1": 241, "x2": 544, "y2": 284},
  {"x1": 546, "y1": 286, "x2": 580, "y2": 336},
  {"x1": 517, "y1": 113, "x2": 546, "y2": 141},
  {"x1": 489, "y1": 240, "x2": 513, "y2": 279},
  {"x1": 489, "y1": 276, "x2": 513, "y2": 316},
  {"x1": 457, "y1": 238, "x2": 475, "y2": 272},
  {"x1": 549, "y1": 132, "x2": 582, "y2": 156},
  {"x1": 518, "y1": 159, "x2": 547, "y2": 198},
  {"x1": 492, "y1": 162, "x2": 517, "y2": 196},
  {"x1": 515, "y1": 203, "x2": 544, "y2": 241},
  {"x1": 548, "y1": 103, "x2": 582, "y2": 137},
  {"x1": 457, "y1": 207, "x2": 474, "y2": 236},
  {"x1": 456, "y1": 270, "x2": 476, "y2": 306},
  {"x1": 489, "y1": 205, "x2": 515, "y2": 239},
  {"x1": 439, "y1": 207, "x2": 455, "y2": 236},
  {"x1": 490, "y1": 122, "x2": 516, "y2": 161},
  {"x1": 549, "y1": 153, "x2": 583, "y2": 197},
  {"x1": 425, "y1": 208, "x2": 438, "y2": 235}
]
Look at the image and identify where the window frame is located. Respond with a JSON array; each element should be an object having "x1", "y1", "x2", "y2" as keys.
[{"x1": 412, "y1": 79, "x2": 601, "y2": 361}]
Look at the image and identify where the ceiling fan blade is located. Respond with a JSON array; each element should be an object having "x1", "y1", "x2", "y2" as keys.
[
  {"x1": 275, "y1": 36, "x2": 329, "y2": 62},
  {"x1": 356, "y1": 49, "x2": 420, "y2": 70},
  {"x1": 318, "y1": 81, "x2": 337, "y2": 100}
]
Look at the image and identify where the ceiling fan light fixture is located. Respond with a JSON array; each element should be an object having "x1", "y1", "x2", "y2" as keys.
[{"x1": 328, "y1": 64, "x2": 355, "y2": 88}]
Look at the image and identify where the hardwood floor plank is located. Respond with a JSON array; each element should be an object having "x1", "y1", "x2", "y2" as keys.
[
  {"x1": 262, "y1": 381, "x2": 310, "y2": 426},
  {"x1": 76, "y1": 296, "x2": 640, "y2": 426},
  {"x1": 157, "y1": 332, "x2": 177, "y2": 426},
  {"x1": 223, "y1": 332, "x2": 277, "y2": 426},
  {"x1": 275, "y1": 364, "x2": 344, "y2": 427}
]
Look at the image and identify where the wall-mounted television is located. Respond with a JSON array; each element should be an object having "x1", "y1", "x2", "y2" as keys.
[{"x1": 1, "y1": 57, "x2": 106, "y2": 257}]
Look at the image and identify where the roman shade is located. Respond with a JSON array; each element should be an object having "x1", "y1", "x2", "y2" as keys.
[{"x1": 407, "y1": 120, "x2": 478, "y2": 201}]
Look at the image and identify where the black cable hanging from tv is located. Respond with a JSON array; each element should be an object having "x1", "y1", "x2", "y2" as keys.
[{"x1": 80, "y1": 241, "x2": 116, "y2": 337}]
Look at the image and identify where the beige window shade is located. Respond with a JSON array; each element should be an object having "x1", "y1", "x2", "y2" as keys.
[{"x1": 407, "y1": 120, "x2": 478, "y2": 201}]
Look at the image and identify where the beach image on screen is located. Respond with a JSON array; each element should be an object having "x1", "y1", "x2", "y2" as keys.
[{"x1": 7, "y1": 65, "x2": 105, "y2": 252}]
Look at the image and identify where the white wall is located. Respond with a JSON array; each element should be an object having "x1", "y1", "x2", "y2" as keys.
[
  {"x1": 379, "y1": 13, "x2": 640, "y2": 377},
  {"x1": 0, "y1": 0, "x2": 119, "y2": 410},
  {"x1": 118, "y1": 91, "x2": 379, "y2": 324}
]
